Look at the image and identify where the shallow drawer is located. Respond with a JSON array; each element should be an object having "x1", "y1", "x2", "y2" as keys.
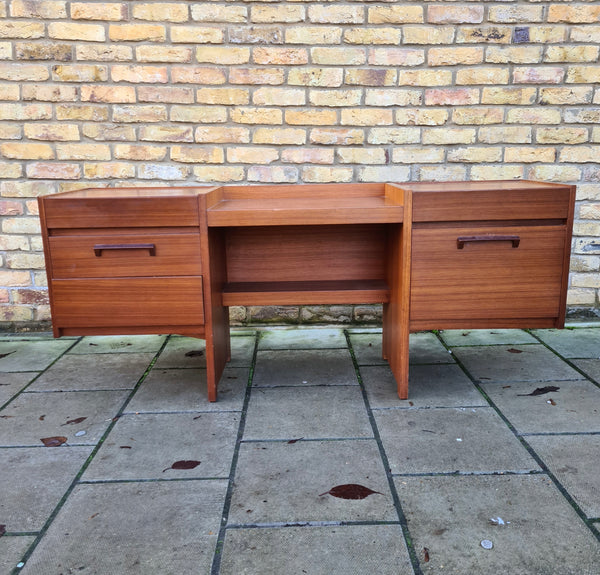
[
  {"x1": 410, "y1": 224, "x2": 567, "y2": 322},
  {"x1": 50, "y1": 277, "x2": 204, "y2": 328},
  {"x1": 49, "y1": 233, "x2": 202, "y2": 278}
]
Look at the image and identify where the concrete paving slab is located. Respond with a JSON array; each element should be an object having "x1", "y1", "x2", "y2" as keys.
[
  {"x1": 452, "y1": 344, "x2": 584, "y2": 383},
  {"x1": 395, "y1": 474, "x2": 600, "y2": 575},
  {"x1": 375, "y1": 407, "x2": 538, "y2": 474},
  {"x1": 572, "y1": 359, "x2": 600, "y2": 382},
  {"x1": 0, "y1": 536, "x2": 35, "y2": 574},
  {"x1": 67, "y1": 334, "x2": 166, "y2": 355},
  {"x1": 526, "y1": 434, "x2": 600, "y2": 518},
  {"x1": 0, "y1": 372, "x2": 35, "y2": 406},
  {"x1": 410, "y1": 332, "x2": 455, "y2": 364},
  {"x1": 252, "y1": 349, "x2": 357, "y2": 387},
  {"x1": 244, "y1": 386, "x2": 373, "y2": 440},
  {"x1": 27, "y1": 353, "x2": 155, "y2": 391},
  {"x1": 532, "y1": 327, "x2": 600, "y2": 358},
  {"x1": 0, "y1": 390, "x2": 128, "y2": 447},
  {"x1": 362, "y1": 364, "x2": 487, "y2": 409},
  {"x1": 440, "y1": 329, "x2": 538, "y2": 347},
  {"x1": 0, "y1": 339, "x2": 74, "y2": 372},
  {"x1": 19, "y1": 480, "x2": 227, "y2": 575},
  {"x1": 154, "y1": 334, "x2": 256, "y2": 369},
  {"x1": 126, "y1": 366, "x2": 248, "y2": 413},
  {"x1": 0, "y1": 446, "x2": 92, "y2": 531},
  {"x1": 82, "y1": 411, "x2": 239, "y2": 481},
  {"x1": 229, "y1": 440, "x2": 397, "y2": 525},
  {"x1": 219, "y1": 524, "x2": 413, "y2": 575},
  {"x1": 258, "y1": 327, "x2": 347, "y2": 350},
  {"x1": 482, "y1": 379, "x2": 600, "y2": 434},
  {"x1": 348, "y1": 332, "x2": 387, "y2": 365}
]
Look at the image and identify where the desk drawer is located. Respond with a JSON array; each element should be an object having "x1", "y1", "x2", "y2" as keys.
[
  {"x1": 49, "y1": 233, "x2": 202, "y2": 278},
  {"x1": 51, "y1": 277, "x2": 204, "y2": 328},
  {"x1": 410, "y1": 224, "x2": 566, "y2": 321}
]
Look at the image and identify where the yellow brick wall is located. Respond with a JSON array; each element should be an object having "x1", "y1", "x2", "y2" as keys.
[{"x1": 0, "y1": 1, "x2": 599, "y2": 326}]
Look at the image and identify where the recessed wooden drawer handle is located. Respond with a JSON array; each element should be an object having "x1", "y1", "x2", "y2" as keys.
[
  {"x1": 93, "y1": 243, "x2": 157, "y2": 257},
  {"x1": 457, "y1": 235, "x2": 520, "y2": 249}
]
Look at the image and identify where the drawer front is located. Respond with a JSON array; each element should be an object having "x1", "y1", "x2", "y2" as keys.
[
  {"x1": 51, "y1": 277, "x2": 204, "y2": 328},
  {"x1": 410, "y1": 225, "x2": 567, "y2": 321},
  {"x1": 49, "y1": 233, "x2": 202, "y2": 278}
]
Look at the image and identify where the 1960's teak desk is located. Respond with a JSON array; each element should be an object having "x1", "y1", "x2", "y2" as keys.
[{"x1": 38, "y1": 180, "x2": 575, "y2": 401}]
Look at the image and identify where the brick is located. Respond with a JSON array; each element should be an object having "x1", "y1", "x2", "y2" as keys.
[
  {"x1": 252, "y1": 5, "x2": 304, "y2": 23},
  {"x1": 76, "y1": 45, "x2": 132, "y2": 61},
  {"x1": 507, "y1": 109, "x2": 562, "y2": 126},
  {"x1": 230, "y1": 68, "x2": 284, "y2": 85},
  {"x1": 567, "y1": 288, "x2": 596, "y2": 306},
  {"x1": 253, "y1": 128, "x2": 306, "y2": 145},
  {"x1": 171, "y1": 26, "x2": 222, "y2": 44},
  {"x1": 571, "y1": 26, "x2": 600, "y2": 43},
  {"x1": 136, "y1": 46, "x2": 192, "y2": 63},
  {"x1": 576, "y1": 222, "x2": 600, "y2": 237},
  {"x1": 428, "y1": 46, "x2": 483, "y2": 66},
  {"x1": 288, "y1": 67, "x2": 343, "y2": 87},
  {"x1": 82, "y1": 124, "x2": 136, "y2": 141},
  {"x1": 112, "y1": 105, "x2": 168, "y2": 123},
  {"x1": 194, "y1": 166, "x2": 244, "y2": 183},
  {"x1": 0, "y1": 163, "x2": 22, "y2": 179},
  {"x1": 285, "y1": 109, "x2": 337, "y2": 126},
  {"x1": 286, "y1": 27, "x2": 341, "y2": 45},
  {"x1": 226, "y1": 147, "x2": 278, "y2": 164},
  {"x1": 48, "y1": 22, "x2": 105, "y2": 41},
  {"x1": 84, "y1": 162, "x2": 135, "y2": 179},
  {"x1": 309, "y1": 89, "x2": 362, "y2": 107},
  {"x1": 249, "y1": 166, "x2": 298, "y2": 183},
  {"x1": 456, "y1": 67, "x2": 510, "y2": 85},
  {"x1": 311, "y1": 47, "x2": 365, "y2": 66},
  {"x1": 0, "y1": 305, "x2": 33, "y2": 322},
  {"x1": 0, "y1": 42, "x2": 10, "y2": 59},
  {"x1": 0, "y1": 63, "x2": 48, "y2": 81},
  {"x1": 570, "y1": 255, "x2": 600, "y2": 273},
  {"x1": 0, "y1": 84, "x2": 19, "y2": 100},
  {"x1": 24, "y1": 123, "x2": 79, "y2": 141},
  {"x1": 549, "y1": 6, "x2": 600, "y2": 24},
  {"x1": 368, "y1": 6, "x2": 423, "y2": 24},
  {"x1": 171, "y1": 146, "x2": 224, "y2": 163},
  {"x1": 0, "y1": 290, "x2": 9, "y2": 304},
  {"x1": 309, "y1": 5, "x2": 363, "y2": 24},
  {"x1": 111, "y1": 65, "x2": 168, "y2": 83},
  {"x1": 398, "y1": 69, "x2": 452, "y2": 86},
  {"x1": 448, "y1": 147, "x2": 503, "y2": 163},
  {"x1": 302, "y1": 167, "x2": 352, "y2": 183},
  {"x1": 396, "y1": 109, "x2": 448, "y2": 126},
  {"x1": 368, "y1": 48, "x2": 424, "y2": 67},
  {"x1": 172, "y1": 66, "x2": 225, "y2": 85},
  {"x1": 456, "y1": 27, "x2": 511, "y2": 44},
  {"x1": 15, "y1": 42, "x2": 72, "y2": 61},
  {"x1": 310, "y1": 128, "x2": 364, "y2": 146},
  {"x1": 453, "y1": 108, "x2": 503, "y2": 125},
  {"x1": 346, "y1": 69, "x2": 397, "y2": 87},
  {"x1": 109, "y1": 24, "x2": 165, "y2": 42},
  {"x1": 253, "y1": 87, "x2": 306, "y2": 106},
  {"x1": 358, "y1": 166, "x2": 411, "y2": 183},
  {"x1": 343, "y1": 27, "x2": 401, "y2": 45},
  {"x1": 579, "y1": 203, "x2": 600, "y2": 220},
  {"x1": 13, "y1": 289, "x2": 50, "y2": 306},
  {"x1": 1, "y1": 181, "x2": 54, "y2": 198},
  {"x1": 1, "y1": 143, "x2": 54, "y2": 160},
  {"x1": 81, "y1": 85, "x2": 135, "y2": 103},
  {"x1": 471, "y1": 165, "x2": 524, "y2": 180},
  {"x1": 71, "y1": 2, "x2": 127, "y2": 21},
  {"x1": 191, "y1": 4, "x2": 246, "y2": 23},
  {"x1": 560, "y1": 147, "x2": 600, "y2": 164},
  {"x1": 281, "y1": 148, "x2": 333, "y2": 165},
  {"x1": 195, "y1": 127, "x2": 250, "y2": 144},
  {"x1": 505, "y1": 147, "x2": 555, "y2": 163},
  {"x1": 0, "y1": 125, "x2": 22, "y2": 139},
  {"x1": 574, "y1": 238, "x2": 600, "y2": 255},
  {"x1": 419, "y1": 165, "x2": 467, "y2": 182},
  {"x1": 0, "y1": 103, "x2": 52, "y2": 121},
  {"x1": 51, "y1": 64, "x2": 108, "y2": 82},
  {"x1": 540, "y1": 87, "x2": 593, "y2": 105},
  {"x1": 10, "y1": 0, "x2": 67, "y2": 18},
  {"x1": 593, "y1": 128, "x2": 600, "y2": 144},
  {"x1": 393, "y1": 148, "x2": 445, "y2": 164},
  {"x1": 4, "y1": 253, "x2": 45, "y2": 269},
  {"x1": 170, "y1": 105, "x2": 227, "y2": 123},
  {"x1": 365, "y1": 89, "x2": 421, "y2": 107},
  {"x1": 22, "y1": 84, "x2": 78, "y2": 102},
  {"x1": 114, "y1": 145, "x2": 166, "y2": 161},
  {"x1": 423, "y1": 128, "x2": 476, "y2": 145},
  {"x1": 368, "y1": 128, "x2": 420, "y2": 145},
  {"x1": 0, "y1": 200, "x2": 23, "y2": 215},
  {"x1": 479, "y1": 127, "x2": 532, "y2": 144},
  {"x1": 337, "y1": 148, "x2": 386, "y2": 165},
  {"x1": 230, "y1": 107, "x2": 282, "y2": 125},
  {"x1": 138, "y1": 86, "x2": 194, "y2": 104},
  {"x1": 529, "y1": 26, "x2": 567, "y2": 43},
  {"x1": 254, "y1": 47, "x2": 308, "y2": 65},
  {"x1": 489, "y1": 6, "x2": 543, "y2": 23},
  {"x1": 576, "y1": 184, "x2": 600, "y2": 201},
  {"x1": 425, "y1": 88, "x2": 479, "y2": 106},
  {"x1": 428, "y1": 5, "x2": 483, "y2": 24},
  {"x1": 567, "y1": 66, "x2": 600, "y2": 84},
  {"x1": 486, "y1": 46, "x2": 543, "y2": 64},
  {"x1": 26, "y1": 162, "x2": 80, "y2": 179},
  {"x1": 139, "y1": 126, "x2": 193, "y2": 143},
  {"x1": 536, "y1": 126, "x2": 589, "y2": 144},
  {"x1": 529, "y1": 165, "x2": 582, "y2": 182},
  {"x1": 404, "y1": 26, "x2": 454, "y2": 45},
  {"x1": 0, "y1": 270, "x2": 31, "y2": 286},
  {"x1": 56, "y1": 144, "x2": 111, "y2": 161},
  {"x1": 341, "y1": 109, "x2": 393, "y2": 126},
  {"x1": 0, "y1": 22, "x2": 44, "y2": 39},
  {"x1": 196, "y1": 47, "x2": 249, "y2": 65},
  {"x1": 481, "y1": 87, "x2": 536, "y2": 105},
  {"x1": 138, "y1": 164, "x2": 190, "y2": 180},
  {"x1": 197, "y1": 88, "x2": 249, "y2": 105},
  {"x1": 564, "y1": 108, "x2": 600, "y2": 124},
  {"x1": 513, "y1": 67, "x2": 564, "y2": 84},
  {"x1": 545, "y1": 46, "x2": 599, "y2": 63},
  {"x1": 133, "y1": 3, "x2": 188, "y2": 22},
  {"x1": 229, "y1": 26, "x2": 281, "y2": 45},
  {"x1": 0, "y1": 235, "x2": 29, "y2": 250}
]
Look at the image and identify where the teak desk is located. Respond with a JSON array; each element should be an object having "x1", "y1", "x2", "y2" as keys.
[{"x1": 38, "y1": 180, "x2": 575, "y2": 402}]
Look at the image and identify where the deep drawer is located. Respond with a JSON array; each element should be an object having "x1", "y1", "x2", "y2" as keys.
[
  {"x1": 50, "y1": 277, "x2": 204, "y2": 328},
  {"x1": 410, "y1": 224, "x2": 567, "y2": 321},
  {"x1": 49, "y1": 233, "x2": 202, "y2": 278}
]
